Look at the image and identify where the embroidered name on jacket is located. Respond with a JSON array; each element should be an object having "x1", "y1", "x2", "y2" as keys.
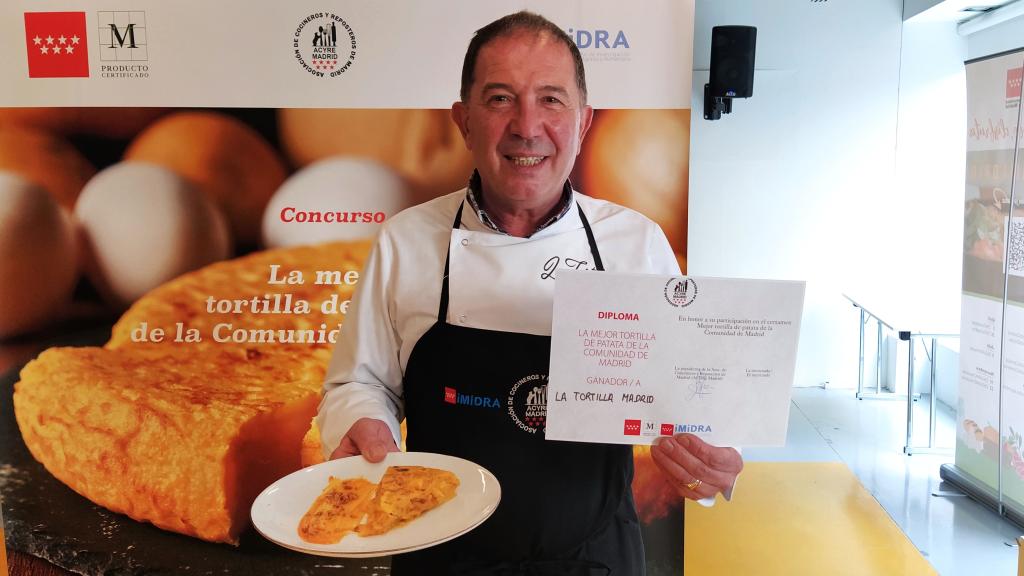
[{"x1": 444, "y1": 387, "x2": 501, "y2": 409}]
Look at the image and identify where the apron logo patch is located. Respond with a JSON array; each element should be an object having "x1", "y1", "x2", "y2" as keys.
[
  {"x1": 507, "y1": 374, "x2": 547, "y2": 434},
  {"x1": 443, "y1": 386, "x2": 500, "y2": 409}
]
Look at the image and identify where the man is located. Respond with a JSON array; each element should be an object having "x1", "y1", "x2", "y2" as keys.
[{"x1": 318, "y1": 10, "x2": 742, "y2": 574}]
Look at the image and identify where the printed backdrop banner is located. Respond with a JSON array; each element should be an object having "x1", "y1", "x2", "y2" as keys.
[
  {"x1": 958, "y1": 49, "x2": 1024, "y2": 519},
  {"x1": 0, "y1": 0, "x2": 693, "y2": 109},
  {"x1": 0, "y1": 1, "x2": 695, "y2": 575}
]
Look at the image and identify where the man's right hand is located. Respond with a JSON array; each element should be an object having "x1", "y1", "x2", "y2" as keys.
[{"x1": 329, "y1": 417, "x2": 400, "y2": 462}]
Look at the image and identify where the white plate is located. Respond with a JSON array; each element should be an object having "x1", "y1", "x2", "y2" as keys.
[{"x1": 250, "y1": 452, "x2": 501, "y2": 558}]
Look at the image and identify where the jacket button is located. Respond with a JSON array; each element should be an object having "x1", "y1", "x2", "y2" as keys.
[
  {"x1": 458, "y1": 314, "x2": 467, "y2": 323},
  {"x1": 460, "y1": 238, "x2": 470, "y2": 246}
]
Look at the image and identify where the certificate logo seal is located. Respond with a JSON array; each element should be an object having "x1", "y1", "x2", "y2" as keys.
[
  {"x1": 507, "y1": 374, "x2": 547, "y2": 434},
  {"x1": 665, "y1": 278, "x2": 697, "y2": 307}
]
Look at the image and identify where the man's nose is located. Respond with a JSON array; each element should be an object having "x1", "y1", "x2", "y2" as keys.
[{"x1": 509, "y1": 100, "x2": 543, "y2": 140}]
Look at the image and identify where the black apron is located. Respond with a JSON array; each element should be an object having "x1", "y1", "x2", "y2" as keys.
[{"x1": 390, "y1": 202, "x2": 644, "y2": 576}]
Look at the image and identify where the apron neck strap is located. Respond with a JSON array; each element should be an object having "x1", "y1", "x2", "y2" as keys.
[
  {"x1": 437, "y1": 199, "x2": 604, "y2": 322},
  {"x1": 438, "y1": 202, "x2": 466, "y2": 323},
  {"x1": 578, "y1": 204, "x2": 604, "y2": 272}
]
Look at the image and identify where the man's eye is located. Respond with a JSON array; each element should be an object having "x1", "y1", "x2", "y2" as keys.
[
  {"x1": 543, "y1": 96, "x2": 564, "y2": 105},
  {"x1": 489, "y1": 95, "x2": 511, "y2": 103}
]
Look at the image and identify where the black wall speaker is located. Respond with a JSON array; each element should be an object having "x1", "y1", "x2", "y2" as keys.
[{"x1": 708, "y1": 25, "x2": 756, "y2": 99}]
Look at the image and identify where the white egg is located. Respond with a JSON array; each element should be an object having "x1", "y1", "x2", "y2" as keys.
[
  {"x1": 0, "y1": 171, "x2": 78, "y2": 338},
  {"x1": 75, "y1": 162, "x2": 232, "y2": 308},
  {"x1": 262, "y1": 158, "x2": 414, "y2": 248}
]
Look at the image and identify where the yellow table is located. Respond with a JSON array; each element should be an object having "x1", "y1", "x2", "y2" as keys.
[
  {"x1": 685, "y1": 462, "x2": 936, "y2": 575},
  {"x1": 1017, "y1": 535, "x2": 1023, "y2": 576}
]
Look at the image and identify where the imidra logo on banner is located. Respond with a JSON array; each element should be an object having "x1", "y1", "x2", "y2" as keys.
[{"x1": 293, "y1": 12, "x2": 357, "y2": 78}]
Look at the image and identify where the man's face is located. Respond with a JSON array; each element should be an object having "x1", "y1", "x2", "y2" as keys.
[{"x1": 452, "y1": 31, "x2": 593, "y2": 209}]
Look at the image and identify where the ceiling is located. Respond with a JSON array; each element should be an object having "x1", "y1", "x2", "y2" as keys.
[{"x1": 909, "y1": 0, "x2": 1017, "y2": 22}]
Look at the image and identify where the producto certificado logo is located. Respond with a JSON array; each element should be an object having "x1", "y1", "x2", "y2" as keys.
[
  {"x1": 98, "y1": 11, "x2": 149, "y2": 79},
  {"x1": 293, "y1": 12, "x2": 356, "y2": 78}
]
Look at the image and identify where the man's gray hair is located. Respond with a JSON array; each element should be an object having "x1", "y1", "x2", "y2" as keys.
[{"x1": 459, "y1": 11, "x2": 587, "y2": 104}]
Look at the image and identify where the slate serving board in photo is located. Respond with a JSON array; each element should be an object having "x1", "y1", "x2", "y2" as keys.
[{"x1": 0, "y1": 325, "x2": 391, "y2": 576}]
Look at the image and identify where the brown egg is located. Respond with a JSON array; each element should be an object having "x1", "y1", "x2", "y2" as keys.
[
  {"x1": 579, "y1": 109, "x2": 690, "y2": 254},
  {"x1": 278, "y1": 109, "x2": 474, "y2": 202},
  {"x1": 0, "y1": 172, "x2": 78, "y2": 338},
  {"x1": 124, "y1": 111, "x2": 287, "y2": 246},
  {"x1": 0, "y1": 107, "x2": 168, "y2": 139},
  {"x1": 0, "y1": 126, "x2": 96, "y2": 211}
]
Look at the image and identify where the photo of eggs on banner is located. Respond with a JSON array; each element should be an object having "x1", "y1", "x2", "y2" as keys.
[{"x1": 0, "y1": 107, "x2": 689, "y2": 339}]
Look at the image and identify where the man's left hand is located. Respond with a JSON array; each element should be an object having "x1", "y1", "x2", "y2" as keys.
[{"x1": 651, "y1": 433, "x2": 743, "y2": 501}]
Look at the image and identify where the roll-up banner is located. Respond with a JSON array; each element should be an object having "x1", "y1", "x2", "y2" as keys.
[
  {"x1": 952, "y1": 48, "x2": 1024, "y2": 526},
  {"x1": 0, "y1": 1, "x2": 694, "y2": 574}
]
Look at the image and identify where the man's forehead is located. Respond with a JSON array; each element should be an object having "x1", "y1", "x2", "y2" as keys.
[{"x1": 482, "y1": 29, "x2": 559, "y2": 52}]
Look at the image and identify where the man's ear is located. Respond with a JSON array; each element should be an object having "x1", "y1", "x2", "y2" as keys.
[
  {"x1": 576, "y1": 105, "x2": 594, "y2": 155},
  {"x1": 451, "y1": 101, "x2": 471, "y2": 149}
]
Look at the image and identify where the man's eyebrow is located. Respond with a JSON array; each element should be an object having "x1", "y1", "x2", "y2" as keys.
[
  {"x1": 481, "y1": 82, "x2": 514, "y2": 94},
  {"x1": 479, "y1": 83, "x2": 571, "y2": 97},
  {"x1": 538, "y1": 85, "x2": 570, "y2": 98}
]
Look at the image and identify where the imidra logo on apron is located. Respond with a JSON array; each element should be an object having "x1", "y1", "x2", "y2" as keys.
[{"x1": 507, "y1": 374, "x2": 547, "y2": 434}]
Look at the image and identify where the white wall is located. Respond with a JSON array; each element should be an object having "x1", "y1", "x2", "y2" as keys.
[
  {"x1": 690, "y1": 1, "x2": 967, "y2": 391},
  {"x1": 690, "y1": 0, "x2": 904, "y2": 387},
  {"x1": 967, "y1": 12, "x2": 1024, "y2": 59},
  {"x1": 896, "y1": 17, "x2": 968, "y2": 407}
]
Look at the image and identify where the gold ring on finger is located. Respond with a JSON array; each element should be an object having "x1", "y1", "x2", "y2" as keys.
[{"x1": 685, "y1": 479, "x2": 702, "y2": 491}]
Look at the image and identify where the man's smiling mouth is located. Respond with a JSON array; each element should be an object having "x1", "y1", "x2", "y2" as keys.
[{"x1": 506, "y1": 155, "x2": 546, "y2": 167}]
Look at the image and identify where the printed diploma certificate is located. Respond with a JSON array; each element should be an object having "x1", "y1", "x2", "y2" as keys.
[{"x1": 546, "y1": 271, "x2": 805, "y2": 447}]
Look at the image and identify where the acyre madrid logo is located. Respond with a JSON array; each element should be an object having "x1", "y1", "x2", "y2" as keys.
[
  {"x1": 507, "y1": 374, "x2": 547, "y2": 434},
  {"x1": 294, "y1": 12, "x2": 356, "y2": 78},
  {"x1": 665, "y1": 277, "x2": 698, "y2": 308}
]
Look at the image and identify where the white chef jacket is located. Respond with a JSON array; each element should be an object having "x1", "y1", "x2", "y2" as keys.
[{"x1": 316, "y1": 189, "x2": 732, "y2": 504}]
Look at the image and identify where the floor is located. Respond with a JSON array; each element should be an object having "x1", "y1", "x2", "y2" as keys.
[
  {"x1": 744, "y1": 387, "x2": 1022, "y2": 576},
  {"x1": 685, "y1": 461, "x2": 938, "y2": 575}
]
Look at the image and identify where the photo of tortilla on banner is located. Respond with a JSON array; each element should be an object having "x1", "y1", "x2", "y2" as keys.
[{"x1": 0, "y1": 2, "x2": 695, "y2": 575}]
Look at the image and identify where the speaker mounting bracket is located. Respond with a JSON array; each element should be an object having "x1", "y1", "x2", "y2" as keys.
[{"x1": 703, "y1": 83, "x2": 733, "y2": 121}]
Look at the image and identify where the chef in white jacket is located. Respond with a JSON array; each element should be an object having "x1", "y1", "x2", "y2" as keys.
[{"x1": 317, "y1": 11, "x2": 742, "y2": 575}]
